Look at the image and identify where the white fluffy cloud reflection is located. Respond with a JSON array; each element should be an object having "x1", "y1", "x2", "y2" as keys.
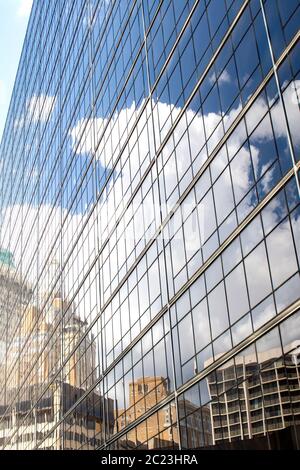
[
  {"x1": 14, "y1": 94, "x2": 56, "y2": 128},
  {"x1": 68, "y1": 79, "x2": 300, "y2": 255},
  {"x1": 69, "y1": 79, "x2": 300, "y2": 174}
]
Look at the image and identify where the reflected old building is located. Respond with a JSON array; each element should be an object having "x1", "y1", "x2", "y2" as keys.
[
  {"x1": 115, "y1": 376, "x2": 212, "y2": 449},
  {"x1": 0, "y1": 0, "x2": 300, "y2": 450},
  {"x1": 0, "y1": 250, "x2": 32, "y2": 362},
  {"x1": 0, "y1": 285, "x2": 113, "y2": 449}
]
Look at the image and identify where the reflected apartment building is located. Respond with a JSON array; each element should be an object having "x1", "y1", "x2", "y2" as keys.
[
  {"x1": 0, "y1": 0, "x2": 300, "y2": 450},
  {"x1": 205, "y1": 341, "x2": 300, "y2": 446},
  {"x1": 0, "y1": 286, "x2": 114, "y2": 449}
]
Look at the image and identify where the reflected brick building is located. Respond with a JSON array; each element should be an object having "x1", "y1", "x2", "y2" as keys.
[{"x1": 115, "y1": 376, "x2": 212, "y2": 449}]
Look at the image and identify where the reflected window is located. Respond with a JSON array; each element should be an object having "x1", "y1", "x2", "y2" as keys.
[
  {"x1": 218, "y1": 58, "x2": 239, "y2": 114},
  {"x1": 235, "y1": 26, "x2": 259, "y2": 88},
  {"x1": 251, "y1": 295, "x2": 276, "y2": 330},
  {"x1": 230, "y1": 143, "x2": 255, "y2": 204},
  {"x1": 249, "y1": 114, "x2": 277, "y2": 182},
  {"x1": 240, "y1": 214, "x2": 263, "y2": 256},
  {"x1": 198, "y1": 189, "x2": 217, "y2": 243},
  {"x1": 275, "y1": 273, "x2": 300, "y2": 312},
  {"x1": 222, "y1": 237, "x2": 242, "y2": 274},
  {"x1": 192, "y1": 299, "x2": 211, "y2": 353},
  {"x1": 231, "y1": 313, "x2": 252, "y2": 346},
  {"x1": 178, "y1": 313, "x2": 195, "y2": 364}
]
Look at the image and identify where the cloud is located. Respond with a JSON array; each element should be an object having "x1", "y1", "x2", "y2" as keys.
[
  {"x1": 79, "y1": 78, "x2": 299, "y2": 220},
  {"x1": 247, "y1": 81, "x2": 300, "y2": 148},
  {"x1": 17, "y1": 0, "x2": 33, "y2": 18},
  {"x1": 70, "y1": 117, "x2": 107, "y2": 166},
  {"x1": 69, "y1": 101, "x2": 141, "y2": 169},
  {"x1": 209, "y1": 69, "x2": 231, "y2": 86},
  {"x1": 14, "y1": 94, "x2": 56, "y2": 128},
  {"x1": 27, "y1": 94, "x2": 56, "y2": 123},
  {"x1": 180, "y1": 203, "x2": 300, "y2": 364}
]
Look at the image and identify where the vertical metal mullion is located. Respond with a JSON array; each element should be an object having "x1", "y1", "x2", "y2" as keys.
[
  {"x1": 140, "y1": 0, "x2": 182, "y2": 451},
  {"x1": 59, "y1": 0, "x2": 65, "y2": 452}
]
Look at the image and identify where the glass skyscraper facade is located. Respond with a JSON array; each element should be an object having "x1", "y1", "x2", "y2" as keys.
[{"x1": 0, "y1": 0, "x2": 300, "y2": 450}]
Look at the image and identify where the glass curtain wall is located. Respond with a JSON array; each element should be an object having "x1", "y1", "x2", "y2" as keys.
[{"x1": 0, "y1": 0, "x2": 299, "y2": 450}]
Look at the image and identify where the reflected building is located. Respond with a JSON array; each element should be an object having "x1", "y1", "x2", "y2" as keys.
[
  {"x1": 0, "y1": 250, "x2": 32, "y2": 362},
  {"x1": 5, "y1": 291, "x2": 97, "y2": 391},
  {"x1": 115, "y1": 376, "x2": 212, "y2": 449},
  {"x1": 0, "y1": 286, "x2": 113, "y2": 449},
  {"x1": 0, "y1": 382, "x2": 113, "y2": 450},
  {"x1": 0, "y1": 0, "x2": 300, "y2": 450}
]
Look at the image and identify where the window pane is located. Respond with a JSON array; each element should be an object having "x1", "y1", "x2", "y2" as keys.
[
  {"x1": 240, "y1": 215, "x2": 263, "y2": 255},
  {"x1": 231, "y1": 313, "x2": 252, "y2": 346},
  {"x1": 192, "y1": 298, "x2": 211, "y2": 352},
  {"x1": 178, "y1": 314, "x2": 195, "y2": 363},
  {"x1": 198, "y1": 189, "x2": 217, "y2": 242},
  {"x1": 230, "y1": 143, "x2": 255, "y2": 204},
  {"x1": 244, "y1": 242, "x2": 272, "y2": 307},
  {"x1": 208, "y1": 282, "x2": 229, "y2": 339}
]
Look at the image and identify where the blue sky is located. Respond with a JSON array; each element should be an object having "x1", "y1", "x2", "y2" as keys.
[{"x1": 0, "y1": 0, "x2": 32, "y2": 141}]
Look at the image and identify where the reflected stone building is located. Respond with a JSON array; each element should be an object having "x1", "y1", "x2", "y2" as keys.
[
  {"x1": 0, "y1": 250, "x2": 32, "y2": 362},
  {"x1": 0, "y1": 0, "x2": 300, "y2": 450},
  {"x1": 5, "y1": 292, "x2": 97, "y2": 392},
  {"x1": 115, "y1": 376, "x2": 212, "y2": 449},
  {"x1": 206, "y1": 342, "x2": 300, "y2": 445}
]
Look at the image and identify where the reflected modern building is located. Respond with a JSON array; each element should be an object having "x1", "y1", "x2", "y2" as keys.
[
  {"x1": 4, "y1": 291, "x2": 97, "y2": 392},
  {"x1": 0, "y1": 0, "x2": 300, "y2": 450}
]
